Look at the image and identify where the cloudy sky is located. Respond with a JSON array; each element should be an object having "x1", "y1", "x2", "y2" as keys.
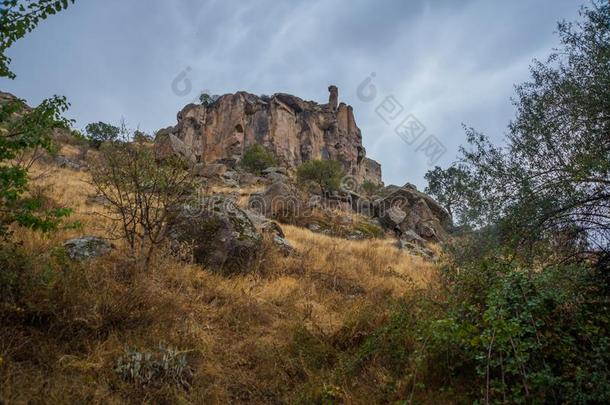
[{"x1": 1, "y1": 0, "x2": 581, "y2": 188}]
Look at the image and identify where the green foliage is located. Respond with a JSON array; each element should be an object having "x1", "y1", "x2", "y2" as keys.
[
  {"x1": 133, "y1": 129, "x2": 152, "y2": 143},
  {"x1": 115, "y1": 344, "x2": 193, "y2": 390},
  {"x1": 453, "y1": 1, "x2": 610, "y2": 253},
  {"x1": 84, "y1": 121, "x2": 120, "y2": 148},
  {"x1": 424, "y1": 164, "x2": 482, "y2": 228},
  {"x1": 0, "y1": 95, "x2": 73, "y2": 235},
  {"x1": 198, "y1": 92, "x2": 213, "y2": 106},
  {"x1": 1, "y1": 0, "x2": 76, "y2": 79},
  {"x1": 296, "y1": 159, "x2": 344, "y2": 195},
  {"x1": 240, "y1": 144, "x2": 277, "y2": 175},
  {"x1": 434, "y1": 259, "x2": 610, "y2": 403}
]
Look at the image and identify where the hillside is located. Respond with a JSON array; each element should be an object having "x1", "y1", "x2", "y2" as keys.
[{"x1": 1, "y1": 142, "x2": 449, "y2": 404}]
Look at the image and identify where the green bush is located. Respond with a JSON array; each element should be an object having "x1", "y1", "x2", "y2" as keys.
[
  {"x1": 240, "y1": 144, "x2": 277, "y2": 175},
  {"x1": 433, "y1": 258, "x2": 610, "y2": 403},
  {"x1": 296, "y1": 160, "x2": 343, "y2": 195},
  {"x1": 85, "y1": 121, "x2": 120, "y2": 148}
]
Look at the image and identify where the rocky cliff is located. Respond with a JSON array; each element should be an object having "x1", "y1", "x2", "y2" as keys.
[{"x1": 156, "y1": 86, "x2": 383, "y2": 185}]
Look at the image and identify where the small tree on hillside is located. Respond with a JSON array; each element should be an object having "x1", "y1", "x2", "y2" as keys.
[
  {"x1": 241, "y1": 144, "x2": 277, "y2": 175},
  {"x1": 89, "y1": 140, "x2": 194, "y2": 269},
  {"x1": 85, "y1": 121, "x2": 120, "y2": 148},
  {"x1": 296, "y1": 159, "x2": 344, "y2": 195}
]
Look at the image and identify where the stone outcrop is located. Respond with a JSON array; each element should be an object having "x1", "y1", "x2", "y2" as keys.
[
  {"x1": 63, "y1": 236, "x2": 114, "y2": 260},
  {"x1": 375, "y1": 184, "x2": 451, "y2": 242},
  {"x1": 166, "y1": 196, "x2": 261, "y2": 274},
  {"x1": 156, "y1": 87, "x2": 382, "y2": 185},
  {"x1": 248, "y1": 181, "x2": 305, "y2": 224}
]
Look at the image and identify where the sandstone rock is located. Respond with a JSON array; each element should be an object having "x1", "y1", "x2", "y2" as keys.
[
  {"x1": 261, "y1": 167, "x2": 288, "y2": 176},
  {"x1": 376, "y1": 184, "x2": 451, "y2": 241},
  {"x1": 379, "y1": 206, "x2": 408, "y2": 231},
  {"x1": 245, "y1": 210, "x2": 294, "y2": 256},
  {"x1": 156, "y1": 88, "x2": 382, "y2": 186},
  {"x1": 307, "y1": 223, "x2": 321, "y2": 232},
  {"x1": 194, "y1": 163, "x2": 227, "y2": 178},
  {"x1": 55, "y1": 155, "x2": 83, "y2": 170},
  {"x1": 238, "y1": 172, "x2": 261, "y2": 187},
  {"x1": 396, "y1": 239, "x2": 435, "y2": 259},
  {"x1": 155, "y1": 131, "x2": 197, "y2": 164},
  {"x1": 248, "y1": 181, "x2": 305, "y2": 223},
  {"x1": 167, "y1": 196, "x2": 261, "y2": 274},
  {"x1": 328, "y1": 85, "x2": 338, "y2": 111},
  {"x1": 63, "y1": 236, "x2": 113, "y2": 260},
  {"x1": 85, "y1": 194, "x2": 110, "y2": 206}
]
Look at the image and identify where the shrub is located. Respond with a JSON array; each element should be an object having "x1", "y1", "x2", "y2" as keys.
[
  {"x1": 241, "y1": 144, "x2": 277, "y2": 175},
  {"x1": 89, "y1": 140, "x2": 194, "y2": 269},
  {"x1": 84, "y1": 121, "x2": 120, "y2": 148},
  {"x1": 434, "y1": 258, "x2": 610, "y2": 403},
  {"x1": 296, "y1": 159, "x2": 344, "y2": 195}
]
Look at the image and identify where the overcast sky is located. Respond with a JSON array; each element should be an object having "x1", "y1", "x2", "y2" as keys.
[{"x1": 0, "y1": 0, "x2": 582, "y2": 188}]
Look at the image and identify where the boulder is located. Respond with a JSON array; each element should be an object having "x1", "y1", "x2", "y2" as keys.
[
  {"x1": 248, "y1": 181, "x2": 305, "y2": 223},
  {"x1": 167, "y1": 196, "x2": 261, "y2": 274},
  {"x1": 64, "y1": 236, "x2": 113, "y2": 260},
  {"x1": 245, "y1": 210, "x2": 294, "y2": 256},
  {"x1": 261, "y1": 166, "x2": 288, "y2": 176},
  {"x1": 396, "y1": 239, "x2": 436, "y2": 259},
  {"x1": 194, "y1": 163, "x2": 227, "y2": 178},
  {"x1": 376, "y1": 184, "x2": 451, "y2": 241},
  {"x1": 55, "y1": 155, "x2": 83, "y2": 170},
  {"x1": 154, "y1": 131, "x2": 197, "y2": 164},
  {"x1": 238, "y1": 172, "x2": 261, "y2": 187}
]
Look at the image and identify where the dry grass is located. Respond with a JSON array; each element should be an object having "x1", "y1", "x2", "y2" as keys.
[{"x1": 0, "y1": 147, "x2": 445, "y2": 404}]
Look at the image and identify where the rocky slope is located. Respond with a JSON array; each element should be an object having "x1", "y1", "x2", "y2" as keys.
[{"x1": 156, "y1": 86, "x2": 383, "y2": 185}]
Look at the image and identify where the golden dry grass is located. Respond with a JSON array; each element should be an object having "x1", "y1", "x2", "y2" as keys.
[{"x1": 0, "y1": 147, "x2": 444, "y2": 404}]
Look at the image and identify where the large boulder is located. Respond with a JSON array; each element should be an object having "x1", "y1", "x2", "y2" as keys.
[
  {"x1": 154, "y1": 131, "x2": 197, "y2": 164},
  {"x1": 248, "y1": 181, "x2": 305, "y2": 223},
  {"x1": 245, "y1": 211, "x2": 294, "y2": 256},
  {"x1": 167, "y1": 196, "x2": 261, "y2": 274},
  {"x1": 375, "y1": 184, "x2": 451, "y2": 241},
  {"x1": 63, "y1": 236, "x2": 113, "y2": 260}
]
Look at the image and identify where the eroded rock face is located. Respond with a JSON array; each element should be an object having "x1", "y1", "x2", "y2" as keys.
[{"x1": 156, "y1": 87, "x2": 382, "y2": 185}]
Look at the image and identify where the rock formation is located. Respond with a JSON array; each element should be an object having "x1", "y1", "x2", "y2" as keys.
[{"x1": 156, "y1": 87, "x2": 383, "y2": 185}]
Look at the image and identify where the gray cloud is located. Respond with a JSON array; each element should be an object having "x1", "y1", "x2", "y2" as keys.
[{"x1": 0, "y1": 0, "x2": 581, "y2": 188}]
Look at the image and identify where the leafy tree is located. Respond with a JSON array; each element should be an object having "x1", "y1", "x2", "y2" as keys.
[
  {"x1": 240, "y1": 144, "x2": 276, "y2": 175},
  {"x1": 89, "y1": 140, "x2": 194, "y2": 269},
  {"x1": 424, "y1": 164, "x2": 482, "y2": 227},
  {"x1": 85, "y1": 121, "x2": 120, "y2": 148},
  {"x1": 455, "y1": 1, "x2": 610, "y2": 254},
  {"x1": 1, "y1": 0, "x2": 76, "y2": 79},
  {"x1": 296, "y1": 159, "x2": 344, "y2": 195}
]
